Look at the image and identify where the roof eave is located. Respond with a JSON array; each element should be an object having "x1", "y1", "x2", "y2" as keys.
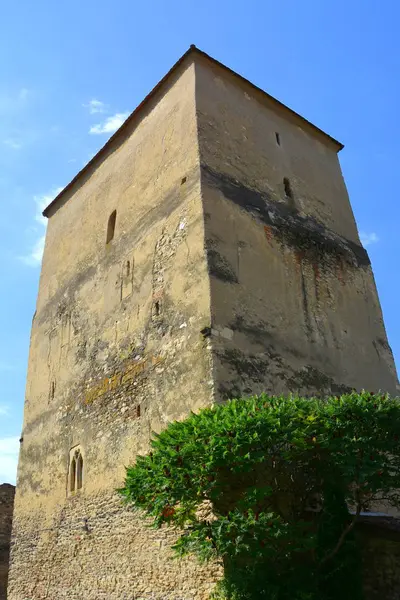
[
  {"x1": 43, "y1": 45, "x2": 196, "y2": 218},
  {"x1": 43, "y1": 45, "x2": 344, "y2": 218}
]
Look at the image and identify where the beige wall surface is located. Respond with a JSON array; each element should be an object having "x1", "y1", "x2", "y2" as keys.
[
  {"x1": 195, "y1": 57, "x2": 399, "y2": 399},
  {"x1": 8, "y1": 58, "x2": 218, "y2": 600}
]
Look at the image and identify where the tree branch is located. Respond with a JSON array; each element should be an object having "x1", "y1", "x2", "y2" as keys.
[{"x1": 319, "y1": 496, "x2": 361, "y2": 567}]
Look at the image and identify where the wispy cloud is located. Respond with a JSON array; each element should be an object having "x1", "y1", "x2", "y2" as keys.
[
  {"x1": 0, "y1": 405, "x2": 9, "y2": 416},
  {"x1": 0, "y1": 436, "x2": 19, "y2": 484},
  {"x1": 3, "y1": 138, "x2": 22, "y2": 150},
  {"x1": 360, "y1": 232, "x2": 379, "y2": 247},
  {"x1": 89, "y1": 112, "x2": 129, "y2": 135},
  {"x1": 84, "y1": 99, "x2": 107, "y2": 114},
  {"x1": 20, "y1": 187, "x2": 63, "y2": 267},
  {"x1": 22, "y1": 235, "x2": 46, "y2": 267}
]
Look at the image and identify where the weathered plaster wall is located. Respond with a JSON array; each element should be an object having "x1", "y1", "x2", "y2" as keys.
[
  {"x1": 8, "y1": 58, "x2": 217, "y2": 600},
  {"x1": 9, "y1": 51, "x2": 400, "y2": 600},
  {"x1": 195, "y1": 57, "x2": 399, "y2": 399},
  {"x1": 0, "y1": 484, "x2": 14, "y2": 600}
]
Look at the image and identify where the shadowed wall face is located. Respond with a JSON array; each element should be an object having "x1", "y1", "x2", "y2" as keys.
[
  {"x1": 0, "y1": 484, "x2": 14, "y2": 600},
  {"x1": 195, "y1": 57, "x2": 399, "y2": 400}
]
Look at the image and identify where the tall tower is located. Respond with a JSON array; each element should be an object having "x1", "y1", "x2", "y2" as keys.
[{"x1": 8, "y1": 47, "x2": 398, "y2": 600}]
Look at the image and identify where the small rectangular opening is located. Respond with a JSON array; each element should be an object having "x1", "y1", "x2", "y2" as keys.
[
  {"x1": 275, "y1": 132, "x2": 281, "y2": 146},
  {"x1": 106, "y1": 210, "x2": 117, "y2": 244},
  {"x1": 283, "y1": 177, "x2": 296, "y2": 209}
]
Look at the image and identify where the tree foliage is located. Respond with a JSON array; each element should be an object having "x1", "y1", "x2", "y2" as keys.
[{"x1": 119, "y1": 392, "x2": 400, "y2": 599}]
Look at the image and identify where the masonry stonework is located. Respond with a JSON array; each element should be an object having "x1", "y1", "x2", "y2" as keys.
[
  {"x1": 358, "y1": 518, "x2": 400, "y2": 600},
  {"x1": 0, "y1": 484, "x2": 15, "y2": 600},
  {"x1": 8, "y1": 47, "x2": 399, "y2": 599}
]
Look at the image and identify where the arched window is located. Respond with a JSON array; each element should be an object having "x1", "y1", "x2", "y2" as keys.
[
  {"x1": 68, "y1": 447, "x2": 83, "y2": 494},
  {"x1": 106, "y1": 210, "x2": 117, "y2": 244}
]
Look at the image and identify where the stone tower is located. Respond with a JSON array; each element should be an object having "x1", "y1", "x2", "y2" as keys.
[{"x1": 8, "y1": 47, "x2": 398, "y2": 600}]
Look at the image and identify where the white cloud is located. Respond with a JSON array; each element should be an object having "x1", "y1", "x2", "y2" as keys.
[
  {"x1": 3, "y1": 138, "x2": 22, "y2": 150},
  {"x1": 34, "y1": 187, "x2": 63, "y2": 226},
  {"x1": 0, "y1": 437, "x2": 19, "y2": 484},
  {"x1": 360, "y1": 232, "x2": 379, "y2": 247},
  {"x1": 0, "y1": 406, "x2": 9, "y2": 416},
  {"x1": 21, "y1": 234, "x2": 46, "y2": 267},
  {"x1": 20, "y1": 187, "x2": 63, "y2": 267},
  {"x1": 84, "y1": 98, "x2": 107, "y2": 114},
  {"x1": 89, "y1": 112, "x2": 129, "y2": 135}
]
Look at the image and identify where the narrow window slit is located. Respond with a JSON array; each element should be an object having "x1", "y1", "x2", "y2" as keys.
[
  {"x1": 106, "y1": 210, "x2": 117, "y2": 244},
  {"x1": 283, "y1": 177, "x2": 294, "y2": 206},
  {"x1": 275, "y1": 132, "x2": 281, "y2": 146}
]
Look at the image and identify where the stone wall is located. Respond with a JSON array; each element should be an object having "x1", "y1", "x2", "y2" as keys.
[
  {"x1": 0, "y1": 484, "x2": 14, "y2": 600},
  {"x1": 8, "y1": 48, "x2": 399, "y2": 600},
  {"x1": 9, "y1": 492, "x2": 221, "y2": 600},
  {"x1": 358, "y1": 518, "x2": 400, "y2": 600},
  {"x1": 195, "y1": 55, "x2": 399, "y2": 400},
  {"x1": 8, "y1": 54, "x2": 218, "y2": 600}
]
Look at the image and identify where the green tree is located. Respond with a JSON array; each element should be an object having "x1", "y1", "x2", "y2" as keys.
[{"x1": 119, "y1": 392, "x2": 400, "y2": 599}]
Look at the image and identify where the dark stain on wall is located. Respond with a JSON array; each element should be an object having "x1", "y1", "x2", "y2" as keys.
[
  {"x1": 229, "y1": 315, "x2": 274, "y2": 347},
  {"x1": 228, "y1": 316, "x2": 304, "y2": 360},
  {"x1": 207, "y1": 248, "x2": 238, "y2": 284},
  {"x1": 201, "y1": 165, "x2": 370, "y2": 269},
  {"x1": 215, "y1": 341, "x2": 352, "y2": 401},
  {"x1": 297, "y1": 258, "x2": 313, "y2": 341},
  {"x1": 288, "y1": 365, "x2": 353, "y2": 396}
]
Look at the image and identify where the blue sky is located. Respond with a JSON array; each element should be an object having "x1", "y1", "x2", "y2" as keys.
[{"x1": 1, "y1": 0, "x2": 399, "y2": 483}]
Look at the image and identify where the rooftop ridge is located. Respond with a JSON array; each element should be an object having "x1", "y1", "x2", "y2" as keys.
[{"x1": 43, "y1": 45, "x2": 343, "y2": 218}]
